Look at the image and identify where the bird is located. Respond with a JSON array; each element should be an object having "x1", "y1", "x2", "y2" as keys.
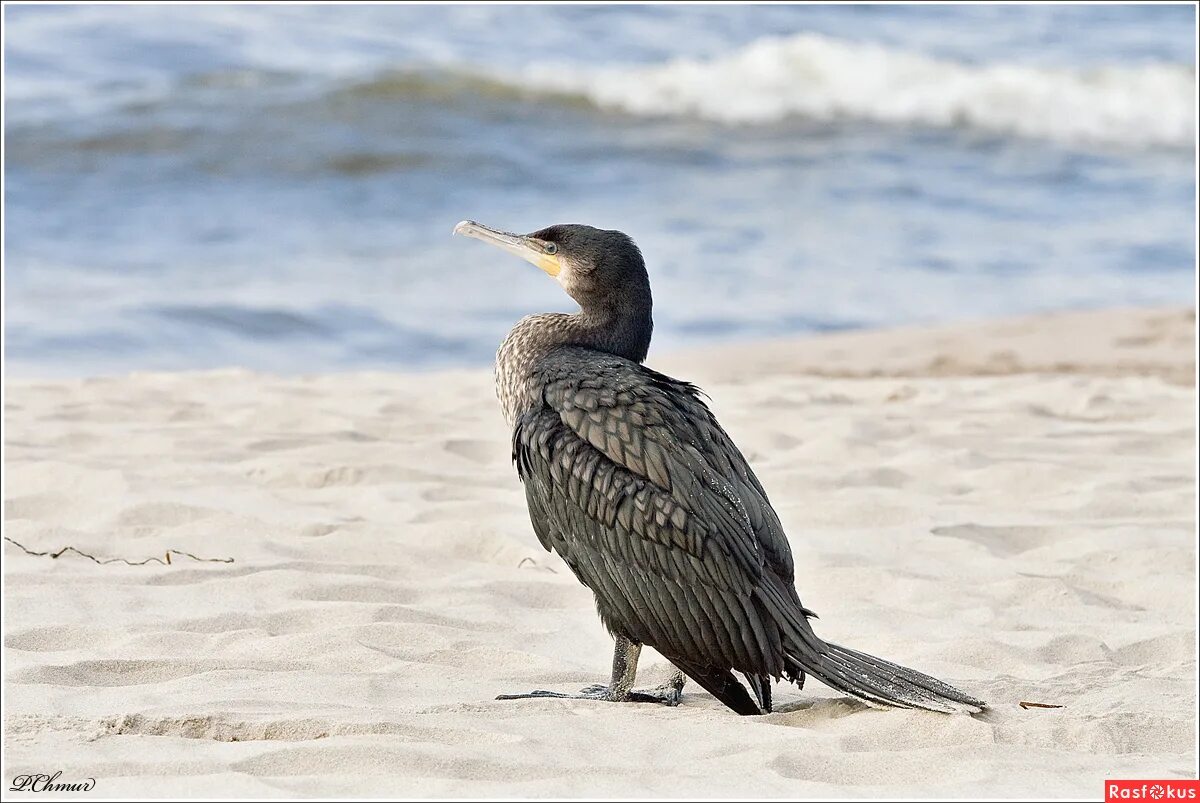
[{"x1": 453, "y1": 219, "x2": 986, "y2": 716}]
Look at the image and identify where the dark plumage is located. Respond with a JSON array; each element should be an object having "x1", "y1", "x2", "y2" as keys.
[{"x1": 454, "y1": 219, "x2": 986, "y2": 716}]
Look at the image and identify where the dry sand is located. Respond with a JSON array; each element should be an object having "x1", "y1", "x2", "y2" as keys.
[{"x1": 3, "y1": 306, "x2": 1196, "y2": 797}]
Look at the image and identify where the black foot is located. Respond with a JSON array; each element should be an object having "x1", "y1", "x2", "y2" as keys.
[{"x1": 497, "y1": 676, "x2": 684, "y2": 707}]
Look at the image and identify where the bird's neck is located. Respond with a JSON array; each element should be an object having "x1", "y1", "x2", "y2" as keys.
[
  {"x1": 572, "y1": 293, "x2": 654, "y2": 364},
  {"x1": 495, "y1": 298, "x2": 653, "y2": 425}
]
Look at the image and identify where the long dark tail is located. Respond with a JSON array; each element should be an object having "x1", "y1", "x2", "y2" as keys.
[
  {"x1": 784, "y1": 642, "x2": 986, "y2": 714},
  {"x1": 756, "y1": 579, "x2": 985, "y2": 715}
]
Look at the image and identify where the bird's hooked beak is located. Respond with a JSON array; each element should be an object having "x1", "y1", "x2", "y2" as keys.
[{"x1": 453, "y1": 220, "x2": 561, "y2": 277}]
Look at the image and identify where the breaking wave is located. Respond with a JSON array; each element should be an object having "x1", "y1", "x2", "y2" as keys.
[{"x1": 516, "y1": 33, "x2": 1195, "y2": 148}]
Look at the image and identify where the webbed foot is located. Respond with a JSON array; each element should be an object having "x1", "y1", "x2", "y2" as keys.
[{"x1": 497, "y1": 673, "x2": 684, "y2": 706}]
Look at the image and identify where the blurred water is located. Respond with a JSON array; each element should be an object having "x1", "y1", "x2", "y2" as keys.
[{"x1": 4, "y1": 4, "x2": 1196, "y2": 376}]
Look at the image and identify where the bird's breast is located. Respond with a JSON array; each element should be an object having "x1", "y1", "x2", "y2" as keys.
[{"x1": 495, "y1": 314, "x2": 566, "y2": 427}]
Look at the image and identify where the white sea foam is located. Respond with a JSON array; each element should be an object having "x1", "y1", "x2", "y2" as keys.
[{"x1": 520, "y1": 33, "x2": 1196, "y2": 148}]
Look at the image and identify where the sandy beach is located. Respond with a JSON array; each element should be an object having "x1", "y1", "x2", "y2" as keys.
[{"x1": 3, "y1": 306, "x2": 1195, "y2": 798}]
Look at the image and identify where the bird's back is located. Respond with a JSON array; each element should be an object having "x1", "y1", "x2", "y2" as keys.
[{"x1": 512, "y1": 346, "x2": 801, "y2": 678}]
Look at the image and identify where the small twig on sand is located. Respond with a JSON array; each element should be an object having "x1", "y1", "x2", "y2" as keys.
[
  {"x1": 517, "y1": 556, "x2": 557, "y2": 573},
  {"x1": 1019, "y1": 701, "x2": 1064, "y2": 710},
  {"x1": 3, "y1": 536, "x2": 234, "y2": 567}
]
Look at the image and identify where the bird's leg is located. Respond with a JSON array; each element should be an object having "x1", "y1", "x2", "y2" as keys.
[
  {"x1": 496, "y1": 635, "x2": 687, "y2": 706},
  {"x1": 580, "y1": 638, "x2": 688, "y2": 704}
]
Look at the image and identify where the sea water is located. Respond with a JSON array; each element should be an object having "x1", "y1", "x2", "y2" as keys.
[{"x1": 4, "y1": 4, "x2": 1196, "y2": 375}]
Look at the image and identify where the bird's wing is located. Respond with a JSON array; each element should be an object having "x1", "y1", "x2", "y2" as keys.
[
  {"x1": 540, "y1": 347, "x2": 797, "y2": 584},
  {"x1": 511, "y1": 347, "x2": 808, "y2": 679}
]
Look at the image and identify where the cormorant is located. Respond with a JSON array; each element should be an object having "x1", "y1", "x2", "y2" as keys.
[{"x1": 453, "y1": 220, "x2": 986, "y2": 716}]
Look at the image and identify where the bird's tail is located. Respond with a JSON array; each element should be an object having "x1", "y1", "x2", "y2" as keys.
[
  {"x1": 784, "y1": 641, "x2": 986, "y2": 714},
  {"x1": 755, "y1": 575, "x2": 984, "y2": 714}
]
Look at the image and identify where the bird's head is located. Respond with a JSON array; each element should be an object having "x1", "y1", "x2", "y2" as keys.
[{"x1": 453, "y1": 220, "x2": 649, "y2": 313}]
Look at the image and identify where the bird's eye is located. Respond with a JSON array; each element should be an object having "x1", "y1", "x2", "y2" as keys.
[{"x1": 544, "y1": 242, "x2": 558, "y2": 254}]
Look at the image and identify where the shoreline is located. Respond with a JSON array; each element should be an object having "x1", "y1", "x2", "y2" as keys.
[{"x1": 6, "y1": 305, "x2": 1194, "y2": 386}]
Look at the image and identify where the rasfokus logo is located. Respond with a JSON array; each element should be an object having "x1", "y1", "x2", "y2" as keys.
[{"x1": 1106, "y1": 781, "x2": 1200, "y2": 801}]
